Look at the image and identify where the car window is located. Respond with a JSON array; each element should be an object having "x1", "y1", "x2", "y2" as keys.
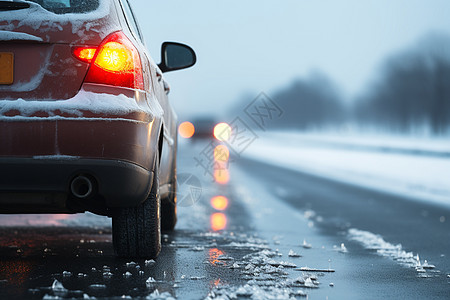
[
  {"x1": 119, "y1": 0, "x2": 144, "y2": 42},
  {"x1": 27, "y1": 0, "x2": 100, "y2": 14}
]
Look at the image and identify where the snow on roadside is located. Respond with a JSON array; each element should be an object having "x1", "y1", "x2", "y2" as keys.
[
  {"x1": 348, "y1": 228, "x2": 439, "y2": 278},
  {"x1": 242, "y1": 132, "x2": 450, "y2": 208},
  {"x1": 262, "y1": 131, "x2": 450, "y2": 156}
]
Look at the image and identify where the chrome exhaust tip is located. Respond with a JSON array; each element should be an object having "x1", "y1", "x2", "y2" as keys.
[{"x1": 70, "y1": 175, "x2": 94, "y2": 199}]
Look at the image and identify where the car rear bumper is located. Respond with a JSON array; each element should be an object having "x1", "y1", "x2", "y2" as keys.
[
  {"x1": 0, "y1": 86, "x2": 164, "y2": 214},
  {"x1": 0, "y1": 117, "x2": 157, "y2": 168},
  {"x1": 0, "y1": 157, "x2": 154, "y2": 214}
]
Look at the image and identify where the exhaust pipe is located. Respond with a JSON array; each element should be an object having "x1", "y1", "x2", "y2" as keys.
[{"x1": 70, "y1": 175, "x2": 94, "y2": 199}]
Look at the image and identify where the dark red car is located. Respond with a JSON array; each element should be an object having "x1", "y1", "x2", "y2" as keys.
[{"x1": 0, "y1": 0, "x2": 196, "y2": 258}]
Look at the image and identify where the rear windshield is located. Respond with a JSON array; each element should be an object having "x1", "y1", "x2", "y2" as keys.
[{"x1": 27, "y1": 0, "x2": 100, "y2": 14}]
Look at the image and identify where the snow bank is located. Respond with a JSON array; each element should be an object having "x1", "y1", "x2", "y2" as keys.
[
  {"x1": 242, "y1": 132, "x2": 450, "y2": 208},
  {"x1": 262, "y1": 131, "x2": 450, "y2": 157}
]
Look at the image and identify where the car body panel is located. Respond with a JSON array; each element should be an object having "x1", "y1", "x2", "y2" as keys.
[{"x1": 0, "y1": 0, "x2": 179, "y2": 215}]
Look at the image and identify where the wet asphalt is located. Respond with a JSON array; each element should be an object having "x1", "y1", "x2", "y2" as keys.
[{"x1": 0, "y1": 140, "x2": 449, "y2": 299}]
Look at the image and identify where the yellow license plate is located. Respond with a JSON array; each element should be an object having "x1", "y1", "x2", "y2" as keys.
[{"x1": 0, "y1": 52, "x2": 14, "y2": 85}]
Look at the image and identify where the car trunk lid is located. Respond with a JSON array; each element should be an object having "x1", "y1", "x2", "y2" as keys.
[{"x1": 0, "y1": 0, "x2": 120, "y2": 100}]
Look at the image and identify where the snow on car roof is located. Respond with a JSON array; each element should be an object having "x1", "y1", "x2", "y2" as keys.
[
  {"x1": 0, "y1": 0, "x2": 110, "y2": 34},
  {"x1": 26, "y1": 0, "x2": 100, "y2": 14}
]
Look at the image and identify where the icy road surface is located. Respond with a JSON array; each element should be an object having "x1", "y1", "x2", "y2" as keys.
[{"x1": 0, "y1": 139, "x2": 449, "y2": 299}]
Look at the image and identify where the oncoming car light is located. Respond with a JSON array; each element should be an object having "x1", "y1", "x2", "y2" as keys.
[
  {"x1": 179, "y1": 121, "x2": 195, "y2": 138},
  {"x1": 214, "y1": 122, "x2": 232, "y2": 142}
]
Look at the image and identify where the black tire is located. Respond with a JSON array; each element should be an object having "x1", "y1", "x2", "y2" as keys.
[
  {"x1": 161, "y1": 181, "x2": 177, "y2": 231},
  {"x1": 161, "y1": 148, "x2": 177, "y2": 231},
  {"x1": 112, "y1": 159, "x2": 161, "y2": 258}
]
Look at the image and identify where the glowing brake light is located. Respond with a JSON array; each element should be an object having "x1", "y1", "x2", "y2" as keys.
[
  {"x1": 95, "y1": 42, "x2": 133, "y2": 72},
  {"x1": 73, "y1": 31, "x2": 144, "y2": 90},
  {"x1": 73, "y1": 47, "x2": 97, "y2": 63}
]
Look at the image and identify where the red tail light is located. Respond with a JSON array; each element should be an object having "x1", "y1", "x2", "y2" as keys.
[
  {"x1": 73, "y1": 31, "x2": 144, "y2": 90},
  {"x1": 73, "y1": 47, "x2": 97, "y2": 63}
]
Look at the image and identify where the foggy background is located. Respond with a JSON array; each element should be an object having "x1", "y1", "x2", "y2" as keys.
[{"x1": 131, "y1": 0, "x2": 450, "y2": 136}]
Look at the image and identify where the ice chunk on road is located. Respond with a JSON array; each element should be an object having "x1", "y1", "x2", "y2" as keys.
[
  {"x1": 190, "y1": 246, "x2": 205, "y2": 252},
  {"x1": 288, "y1": 249, "x2": 301, "y2": 257},
  {"x1": 267, "y1": 260, "x2": 296, "y2": 268},
  {"x1": 217, "y1": 254, "x2": 234, "y2": 261},
  {"x1": 89, "y1": 284, "x2": 106, "y2": 289},
  {"x1": 43, "y1": 295, "x2": 63, "y2": 300},
  {"x1": 126, "y1": 261, "x2": 137, "y2": 268},
  {"x1": 207, "y1": 284, "x2": 298, "y2": 300},
  {"x1": 304, "y1": 277, "x2": 316, "y2": 288},
  {"x1": 333, "y1": 243, "x2": 348, "y2": 253},
  {"x1": 146, "y1": 289, "x2": 176, "y2": 300},
  {"x1": 62, "y1": 271, "x2": 72, "y2": 277},
  {"x1": 245, "y1": 263, "x2": 255, "y2": 271},
  {"x1": 302, "y1": 239, "x2": 312, "y2": 249},
  {"x1": 349, "y1": 228, "x2": 437, "y2": 274},
  {"x1": 230, "y1": 263, "x2": 240, "y2": 269},
  {"x1": 145, "y1": 259, "x2": 156, "y2": 266},
  {"x1": 295, "y1": 267, "x2": 335, "y2": 273},
  {"x1": 422, "y1": 260, "x2": 436, "y2": 269},
  {"x1": 51, "y1": 280, "x2": 68, "y2": 296},
  {"x1": 146, "y1": 277, "x2": 156, "y2": 285}
]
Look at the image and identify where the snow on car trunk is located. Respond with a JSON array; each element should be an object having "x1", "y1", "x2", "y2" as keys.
[{"x1": 0, "y1": 0, "x2": 120, "y2": 100}]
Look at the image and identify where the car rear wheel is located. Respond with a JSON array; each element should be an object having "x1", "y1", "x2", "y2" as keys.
[
  {"x1": 112, "y1": 156, "x2": 161, "y2": 258},
  {"x1": 161, "y1": 175, "x2": 177, "y2": 231}
]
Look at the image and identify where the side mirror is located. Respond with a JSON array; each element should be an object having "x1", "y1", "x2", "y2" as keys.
[{"x1": 158, "y1": 42, "x2": 196, "y2": 73}]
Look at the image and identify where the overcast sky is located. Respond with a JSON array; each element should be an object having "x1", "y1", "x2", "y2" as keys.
[{"x1": 130, "y1": 0, "x2": 450, "y2": 120}]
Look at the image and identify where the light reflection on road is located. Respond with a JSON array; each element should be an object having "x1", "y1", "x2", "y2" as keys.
[
  {"x1": 210, "y1": 213, "x2": 227, "y2": 231},
  {"x1": 210, "y1": 196, "x2": 229, "y2": 211},
  {"x1": 208, "y1": 248, "x2": 225, "y2": 266},
  {"x1": 213, "y1": 169, "x2": 230, "y2": 185},
  {"x1": 213, "y1": 144, "x2": 230, "y2": 185},
  {"x1": 213, "y1": 145, "x2": 230, "y2": 162},
  {"x1": 210, "y1": 143, "x2": 230, "y2": 232}
]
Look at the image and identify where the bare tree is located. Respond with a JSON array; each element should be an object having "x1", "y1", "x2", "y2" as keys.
[{"x1": 355, "y1": 32, "x2": 450, "y2": 134}]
